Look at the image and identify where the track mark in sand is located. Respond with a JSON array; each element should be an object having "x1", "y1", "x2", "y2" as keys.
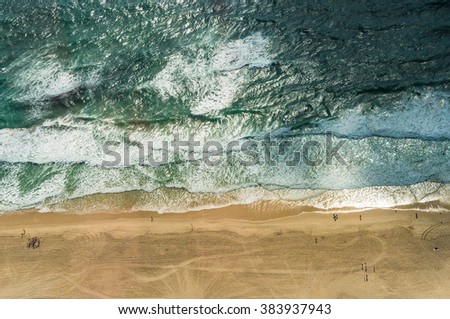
[
  {"x1": 421, "y1": 221, "x2": 450, "y2": 240},
  {"x1": 415, "y1": 223, "x2": 450, "y2": 271},
  {"x1": 163, "y1": 265, "x2": 355, "y2": 276},
  {"x1": 365, "y1": 235, "x2": 388, "y2": 265},
  {"x1": 128, "y1": 251, "x2": 259, "y2": 283},
  {"x1": 62, "y1": 275, "x2": 111, "y2": 298},
  {"x1": 131, "y1": 257, "x2": 205, "y2": 283}
]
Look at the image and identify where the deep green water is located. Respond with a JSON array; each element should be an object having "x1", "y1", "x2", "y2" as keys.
[{"x1": 0, "y1": 0, "x2": 449, "y2": 212}]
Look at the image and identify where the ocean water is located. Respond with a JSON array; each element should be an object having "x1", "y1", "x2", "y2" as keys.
[{"x1": 0, "y1": 0, "x2": 449, "y2": 213}]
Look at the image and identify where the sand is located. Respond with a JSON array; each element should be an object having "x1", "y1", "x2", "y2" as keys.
[{"x1": 0, "y1": 201, "x2": 449, "y2": 298}]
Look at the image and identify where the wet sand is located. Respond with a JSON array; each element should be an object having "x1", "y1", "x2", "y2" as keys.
[{"x1": 0, "y1": 202, "x2": 449, "y2": 298}]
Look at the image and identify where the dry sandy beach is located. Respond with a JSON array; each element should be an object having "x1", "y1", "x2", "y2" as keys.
[{"x1": 0, "y1": 202, "x2": 449, "y2": 298}]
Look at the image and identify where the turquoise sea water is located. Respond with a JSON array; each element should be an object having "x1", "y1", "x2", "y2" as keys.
[{"x1": 0, "y1": 0, "x2": 449, "y2": 212}]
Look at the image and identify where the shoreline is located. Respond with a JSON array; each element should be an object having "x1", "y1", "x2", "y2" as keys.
[
  {"x1": 1, "y1": 203, "x2": 449, "y2": 298},
  {"x1": 3, "y1": 181, "x2": 449, "y2": 214}
]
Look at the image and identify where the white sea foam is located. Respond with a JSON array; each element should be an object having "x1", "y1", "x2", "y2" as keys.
[
  {"x1": 313, "y1": 91, "x2": 450, "y2": 140},
  {"x1": 147, "y1": 32, "x2": 272, "y2": 115},
  {"x1": 0, "y1": 123, "x2": 448, "y2": 214},
  {"x1": 44, "y1": 71, "x2": 80, "y2": 98},
  {"x1": 147, "y1": 54, "x2": 199, "y2": 99},
  {"x1": 0, "y1": 165, "x2": 66, "y2": 211},
  {"x1": 299, "y1": 182, "x2": 448, "y2": 209},
  {"x1": 10, "y1": 58, "x2": 80, "y2": 103},
  {"x1": 0, "y1": 125, "x2": 104, "y2": 165},
  {"x1": 116, "y1": 182, "x2": 450, "y2": 213},
  {"x1": 0, "y1": 115, "x2": 257, "y2": 166},
  {"x1": 7, "y1": 50, "x2": 102, "y2": 110},
  {"x1": 23, "y1": 182, "x2": 450, "y2": 214},
  {"x1": 191, "y1": 71, "x2": 244, "y2": 114},
  {"x1": 211, "y1": 32, "x2": 271, "y2": 71}
]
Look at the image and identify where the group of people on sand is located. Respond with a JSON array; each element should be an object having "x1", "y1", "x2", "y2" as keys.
[
  {"x1": 27, "y1": 237, "x2": 41, "y2": 249},
  {"x1": 362, "y1": 262, "x2": 376, "y2": 282},
  {"x1": 22, "y1": 229, "x2": 41, "y2": 249}
]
